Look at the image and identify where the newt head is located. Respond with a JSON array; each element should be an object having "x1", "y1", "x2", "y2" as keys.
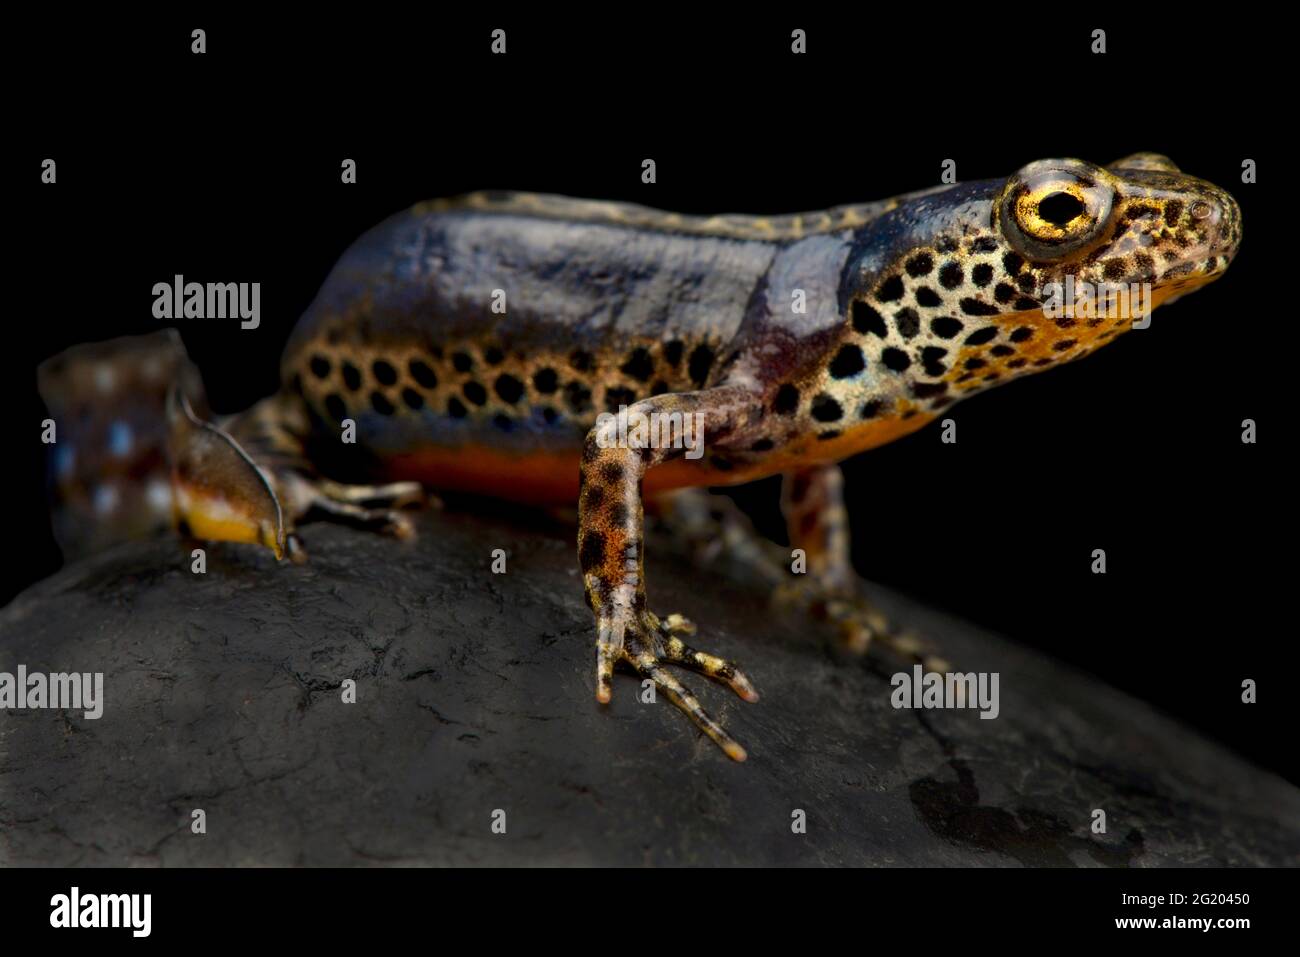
[
  {"x1": 995, "y1": 152, "x2": 1241, "y2": 314},
  {"x1": 838, "y1": 153, "x2": 1242, "y2": 418}
]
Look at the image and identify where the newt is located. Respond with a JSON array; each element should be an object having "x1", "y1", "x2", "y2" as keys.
[{"x1": 38, "y1": 153, "x2": 1241, "y2": 761}]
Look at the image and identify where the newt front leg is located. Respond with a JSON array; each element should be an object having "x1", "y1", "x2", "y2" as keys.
[
  {"x1": 579, "y1": 385, "x2": 761, "y2": 760},
  {"x1": 779, "y1": 464, "x2": 947, "y2": 670}
]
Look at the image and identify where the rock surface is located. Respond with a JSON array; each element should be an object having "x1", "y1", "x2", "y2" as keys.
[{"x1": 1, "y1": 506, "x2": 1296, "y2": 866}]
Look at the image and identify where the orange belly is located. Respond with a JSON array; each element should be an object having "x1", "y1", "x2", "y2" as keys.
[
  {"x1": 381, "y1": 445, "x2": 761, "y2": 505},
  {"x1": 377, "y1": 404, "x2": 937, "y2": 506}
]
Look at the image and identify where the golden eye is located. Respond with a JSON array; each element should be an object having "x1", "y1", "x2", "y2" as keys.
[{"x1": 998, "y1": 161, "x2": 1117, "y2": 261}]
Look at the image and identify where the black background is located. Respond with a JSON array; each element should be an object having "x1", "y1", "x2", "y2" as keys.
[{"x1": 10, "y1": 14, "x2": 1291, "y2": 783}]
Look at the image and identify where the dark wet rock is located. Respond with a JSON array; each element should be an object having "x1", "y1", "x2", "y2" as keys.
[{"x1": 1, "y1": 507, "x2": 1296, "y2": 866}]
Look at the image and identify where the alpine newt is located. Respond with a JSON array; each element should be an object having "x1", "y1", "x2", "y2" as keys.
[{"x1": 39, "y1": 153, "x2": 1242, "y2": 761}]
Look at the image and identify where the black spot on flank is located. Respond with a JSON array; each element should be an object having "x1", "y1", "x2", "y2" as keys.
[
  {"x1": 829, "y1": 344, "x2": 866, "y2": 378},
  {"x1": 494, "y1": 374, "x2": 525, "y2": 404},
  {"x1": 341, "y1": 362, "x2": 362, "y2": 391},
  {"x1": 937, "y1": 237, "x2": 959, "y2": 253},
  {"x1": 931, "y1": 316, "x2": 963, "y2": 339},
  {"x1": 650, "y1": 380, "x2": 669, "y2": 396},
  {"x1": 750, "y1": 438, "x2": 775, "y2": 452},
  {"x1": 1123, "y1": 202, "x2": 1160, "y2": 221},
  {"x1": 605, "y1": 386, "x2": 636, "y2": 411},
  {"x1": 541, "y1": 407, "x2": 559, "y2": 425},
  {"x1": 1054, "y1": 315, "x2": 1077, "y2": 328},
  {"x1": 663, "y1": 340, "x2": 684, "y2": 367},
  {"x1": 620, "y1": 347, "x2": 655, "y2": 382},
  {"x1": 372, "y1": 359, "x2": 398, "y2": 386},
  {"x1": 817, "y1": 431, "x2": 841, "y2": 441},
  {"x1": 964, "y1": 327, "x2": 998, "y2": 345},
  {"x1": 983, "y1": 373, "x2": 1001, "y2": 382},
  {"x1": 773, "y1": 383, "x2": 800, "y2": 414},
  {"x1": 533, "y1": 368, "x2": 559, "y2": 393},
  {"x1": 1033, "y1": 357, "x2": 1053, "y2": 366},
  {"x1": 709, "y1": 456, "x2": 735, "y2": 471},
  {"x1": 447, "y1": 396, "x2": 468, "y2": 418},
  {"x1": 990, "y1": 345, "x2": 1015, "y2": 357},
  {"x1": 688, "y1": 344, "x2": 715, "y2": 387},
  {"x1": 939, "y1": 262, "x2": 963, "y2": 289},
  {"x1": 1017, "y1": 274, "x2": 1037, "y2": 293},
  {"x1": 1163, "y1": 199, "x2": 1184, "y2": 226},
  {"x1": 452, "y1": 352, "x2": 474, "y2": 373},
  {"x1": 579, "y1": 532, "x2": 606, "y2": 573},
  {"x1": 971, "y1": 236, "x2": 999, "y2": 253},
  {"x1": 463, "y1": 381, "x2": 487, "y2": 406},
  {"x1": 584, "y1": 484, "x2": 603, "y2": 510},
  {"x1": 906, "y1": 252, "x2": 934, "y2": 276},
  {"x1": 965, "y1": 357, "x2": 987, "y2": 370},
  {"x1": 569, "y1": 350, "x2": 594, "y2": 372},
  {"x1": 882, "y1": 347, "x2": 911, "y2": 372},
  {"x1": 860, "y1": 399, "x2": 883, "y2": 419},
  {"x1": 972, "y1": 264, "x2": 994, "y2": 287},
  {"x1": 811, "y1": 394, "x2": 843, "y2": 422},
  {"x1": 310, "y1": 355, "x2": 331, "y2": 379},
  {"x1": 484, "y1": 346, "x2": 505, "y2": 366},
  {"x1": 1053, "y1": 339, "x2": 1077, "y2": 351},
  {"x1": 600, "y1": 462, "x2": 625, "y2": 484},
  {"x1": 895, "y1": 308, "x2": 921, "y2": 339},
  {"x1": 1014, "y1": 297, "x2": 1039, "y2": 311},
  {"x1": 409, "y1": 359, "x2": 438, "y2": 389},
  {"x1": 402, "y1": 388, "x2": 424, "y2": 410},
  {"x1": 930, "y1": 396, "x2": 953, "y2": 409},
  {"x1": 915, "y1": 286, "x2": 942, "y2": 307},
  {"x1": 370, "y1": 392, "x2": 395, "y2": 415},
  {"x1": 878, "y1": 275, "x2": 905, "y2": 301},
  {"x1": 1006, "y1": 357, "x2": 1028, "y2": 368},
  {"x1": 1003, "y1": 251, "x2": 1024, "y2": 275},
  {"x1": 852, "y1": 301, "x2": 888, "y2": 337},
  {"x1": 1010, "y1": 326, "x2": 1034, "y2": 343},
  {"x1": 912, "y1": 381, "x2": 948, "y2": 398},
  {"x1": 993, "y1": 283, "x2": 1017, "y2": 304},
  {"x1": 961, "y1": 298, "x2": 1000, "y2": 316},
  {"x1": 492, "y1": 413, "x2": 514, "y2": 431},
  {"x1": 324, "y1": 393, "x2": 346, "y2": 421}
]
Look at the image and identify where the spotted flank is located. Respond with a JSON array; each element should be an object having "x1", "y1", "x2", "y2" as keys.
[{"x1": 40, "y1": 154, "x2": 1241, "y2": 761}]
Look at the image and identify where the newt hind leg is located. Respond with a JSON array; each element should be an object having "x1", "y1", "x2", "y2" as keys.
[{"x1": 169, "y1": 390, "x2": 425, "y2": 562}]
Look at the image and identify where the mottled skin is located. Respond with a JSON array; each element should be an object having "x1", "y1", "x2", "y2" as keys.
[{"x1": 41, "y1": 154, "x2": 1241, "y2": 761}]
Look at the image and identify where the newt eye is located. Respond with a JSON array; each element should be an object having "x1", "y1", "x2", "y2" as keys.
[
  {"x1": 1037, "y1": 192, "x2": 1085, "y2": 226},
  {"x1": 998, "y1": 160, "x2": 1116, "y2": 262}
]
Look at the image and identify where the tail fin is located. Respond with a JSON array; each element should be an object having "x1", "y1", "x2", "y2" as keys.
[
  {"x1": 38, "y1": 330, "x2": 207, "y2": 558},
  {"x1": 38, "y1": 329, "x2": 286, "y2": 562},
  {"x1": 166, "y1": 387, "x2": 287, "y2": 560}
]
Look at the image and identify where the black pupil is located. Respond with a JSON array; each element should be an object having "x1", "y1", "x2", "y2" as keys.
[{"x1": 1038, "y1": 191, "x2": 1085, "y2": 226}]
